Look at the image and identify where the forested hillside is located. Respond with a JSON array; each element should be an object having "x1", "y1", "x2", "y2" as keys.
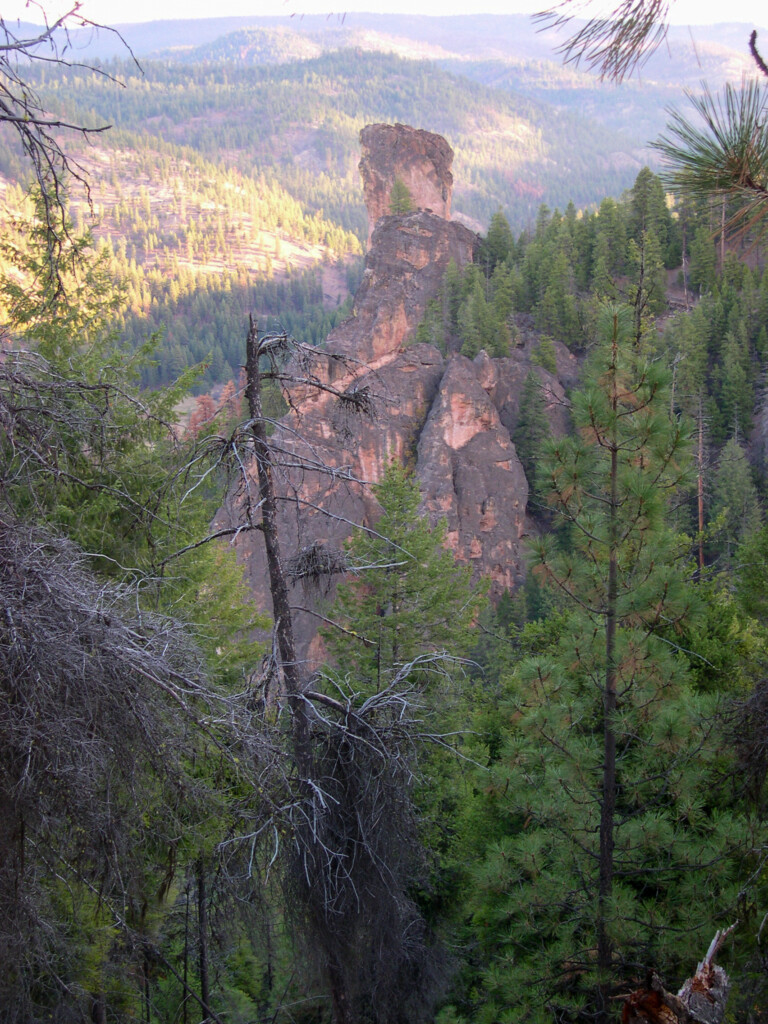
[
  {"x1": 24, "y1": 50, "x2": 648, "y2": 231},
  {"x1": 0, "y1": 42, "x2": 661, "y2": 390},
  {"x1": 0, "y1": 11, "x2": 756, "y2": 392},
  {"x1": 4, "y1": 8, "x2": 768, "y2": 1024}
]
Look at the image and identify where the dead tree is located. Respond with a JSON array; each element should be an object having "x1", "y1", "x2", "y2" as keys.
[
  {"x1": 208, "y1": 318, "x2": 454, "y2": 1024},
  {"x1": 0, "y1": 344, "x2": 255, "y2": 1023},
  {"x1": 0, "y1": 516, "x2": 232, "y2": 1021},
  {"x1": 623, "y1": 928, "x2": 735, "y2": 1024},
  {"x1": 0, "y1": 5, "x2": 137, "y2": 290}
]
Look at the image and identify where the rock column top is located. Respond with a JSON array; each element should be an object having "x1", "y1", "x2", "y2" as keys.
[{"x1": 359, "y1": 123, "x2": 454, "y2": 246}]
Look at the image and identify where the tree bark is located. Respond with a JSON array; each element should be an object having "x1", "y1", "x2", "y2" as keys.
[
  {"x1": 90, "y1": 993, "x2": 107, "y2": 1024},
  {"x1": 623, "y1": 928, "x2": 734, "y2": 1024},
  {"x1": 327, "y1": 955, "x2": 355, "y2": 1024},
  {"x1": 245, "y1": 317, "x2": 312, "y2": 776},
  {"x1": 197, "y1": 860, "x2": 211, "y2": 1023}
]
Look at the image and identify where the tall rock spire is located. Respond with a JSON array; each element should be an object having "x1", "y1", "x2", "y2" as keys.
[{"x1": 359, "y1": 123, "x2": 454, "y2": 247}]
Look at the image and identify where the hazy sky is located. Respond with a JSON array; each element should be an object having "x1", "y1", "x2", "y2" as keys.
[{"x1": 5, "y1": 0, "x2": 768, "y2": 26}]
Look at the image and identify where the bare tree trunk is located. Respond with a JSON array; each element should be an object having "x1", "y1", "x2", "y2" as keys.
[
  {"x1": 143, "y1": 954, "x2": 151, "y2": 1024},
  {"x1": 183, "y1": 879, "x2": 190, "y2": 1024},
  {"x1": 698, "y1": 395, "x2": 705, "y2": 572},
  {"x1": 720, "y1": 197, "x2": 726, "y2": 272},
  {"x1": 633, "y1": 234, "x2": 646, "y2": 347},
  {"x1": 624, "y1": 927, "x2": 734, "y2": 1024},
  {"x1": 597, "y1": 315, "x2": 619, "y2": 1022},
  {"x1": 244, "y1": 316, "x2": 312, "y2": 775},
  {"x1": 197, "y1": 860, "x2": 211, "y2": 1023},
  {"x1": 682, "y1": 221, "x2": 690, "y2": 310},
  {"x1": 328, "y1": 955, "x2": 355, "y2": 1024},
  {"x1": 244, "y1": 320, "x2": 354, "y2": 1024},
  {"x1": 91, "y1": 993, "x2": 107, "y2": 1024}
]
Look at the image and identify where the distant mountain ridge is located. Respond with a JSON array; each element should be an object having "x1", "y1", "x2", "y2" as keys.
[
  {"x1": 18, "y1": 11, "x2": 767, "y2": 75},
  {"x1": 22, "y1": 10, "x2": 763, "y2": 163},
  {"x1": 28, "y1": 47, "x2": 649, "y2": 231}
]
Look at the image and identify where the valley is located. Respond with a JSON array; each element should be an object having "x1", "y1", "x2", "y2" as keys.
[{"x1": 3, "y1": 8, "x2": 768, "y2": 1024}]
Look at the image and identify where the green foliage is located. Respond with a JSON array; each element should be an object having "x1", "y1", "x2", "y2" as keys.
[
  {"x1": 326, "y1": 458, "x2": 485, "y2": 687},
  {"x1": 626, "y1": 227, "x2": 667, "y2": 341},
  {"x1": 689, "y1": 222, "x2": 717, "y2": 295},
  {"x1": 627, "y1": 165, "x2": 675, "y2": 266},
  {"x1": 0, "y1": 196, "x2": 267, "y2": 1018},
  {"x1": 512, "y1": 371, "x2": 552, "y2": 508},
  {"x1": 463, "y1": 305, "x2": 759, "y2": 1024},
  {"x1": 458, "y1": 266, "x2": 512, "y2": 358},
  {"x1": 534, "y1": 247, "x2": 583, "y2": 347},
  {"x1": 656, "y1": 80, "x2": 768, "y2": 244},
  {"x1": 479, "y1": 210, "x2": 515, "y2": 272},
  {"x1": 417, "y1": 256, "x2": 517, "y2": 357},
  {"x1": 531, "y1": 334, "x2": 558, "y2": 373},
  {"x1": 28, "y1": 48, "x2": 648, "y2": 240},
  {"x1": 710, "y1": 436, "x2": 762, "y2": 561},
  {"x1": 389, "y1": 176, "x2": 415, "y2": 214}
]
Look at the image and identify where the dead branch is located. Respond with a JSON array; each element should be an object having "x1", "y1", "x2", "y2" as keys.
[
  {"x1": 623, "y1": 926, "x2": 736, "y2": 1024},
  {"x1": 0, "y1": 514, "x2": 238, "y2": 1018},
  {"x1": 750, "y1": 30, "x2": 768, "y2": 78},
  {"x1": 0, "y1": 5, "x2": 139, "y2": 289}
]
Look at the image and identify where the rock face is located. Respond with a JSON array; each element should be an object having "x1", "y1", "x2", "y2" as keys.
[
  {"x1": 417, "y1": 356, "x2": 530, "y2": 593},
  {"x1": 229, "y1": 123, "x2": 576, "y2": 666},
  {"x1": 325, "y1": 211, "x2": 477, "y2": 367},
  {"x1": 359, "y1": 123, "x2": 454, "y2": 246}
]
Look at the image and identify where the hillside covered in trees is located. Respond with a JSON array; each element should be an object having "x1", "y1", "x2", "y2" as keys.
[
  {"x1": 0, "y1": 10, "x2": 757, "y2": 393},
  {"x1": 3, "y1": 7, "x2": 768, "y2": 1024}
]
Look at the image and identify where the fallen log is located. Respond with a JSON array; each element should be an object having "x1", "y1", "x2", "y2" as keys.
[{"x1": 623, "y1": 926, "x2": 736, "y2": 1024}]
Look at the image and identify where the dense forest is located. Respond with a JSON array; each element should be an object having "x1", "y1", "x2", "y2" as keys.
[
  {"x1": 4, "y1": 8, "x2": 768, "y2": 1024},
  {"x1": 0, "y1": 41, "x2": 656, "y2": 394}
]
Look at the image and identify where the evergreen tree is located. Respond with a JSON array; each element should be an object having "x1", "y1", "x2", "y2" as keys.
[
  {"x1": 326, "y1": 458, "x2": 484, "y2": 689},
  {"x1": 689, "y1": 223, "x2": 718, "y2": 295},
  {"x1": 626, "y1": 228, "x2": 666, "y2": 343},
  {"x1": 389, "y1": 176, "x2": 415, "y2": 215},
  {"x1": 0, "y1": 194, "x2": 264, "y2": 1020},
  {"x1": 467, "y1": 304, "x2": 757, "y2": 1024},
  {"x1": 535, "y1": 249, "x2": 582, "y2": 348},
  {"x1": 479, "y1": 210, "x2": 515, "y2": 274},
  {"x1": 593, "y1": 197, "x2": 627, "y2": 279},
  {"x1": 512, "y1": 371, "x2": 552, "y2": 509},
  {"x1": 628, "y1": 166, "x2": 673, "y2": 263},
  {"x1": 712, "y1": 326, "x2": 753, "y2": 442},
  {"x1": 710, "y1": 436, "x2": 762, "y2": 560}
]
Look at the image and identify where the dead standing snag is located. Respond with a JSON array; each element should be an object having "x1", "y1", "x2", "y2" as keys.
[
  {"x1": 623, "y1": 928, "x2": 736, "y2": 1024},
  {"x1": 233, "y1": 318, "x2": 454, "y2": 1024}
]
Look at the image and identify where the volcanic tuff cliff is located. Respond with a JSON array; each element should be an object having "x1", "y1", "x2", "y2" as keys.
[{"x1": 231, "y1": 123, "x2": 575, "y2": 664}]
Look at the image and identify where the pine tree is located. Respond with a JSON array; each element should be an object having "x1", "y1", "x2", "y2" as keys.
[
  {"x1": 479, "y1": 210, "x2": 515, "y2": 274},
  {"x1": 710, "y1": 436, "x2": 762, "y2": 560},
  {"x1": 467, "y1": 304, "x2": 757, "y2": 1024},
  {"x1": 389, "y1": 176, "x2": 415, "y2": 215},
  {"x1": 626, "y1": 228, "x2": 667, "y2": 343},
  {"x1": 628, "y1": 167, "x2": 672, "y2": 260},
  {"x1": 326, "y1": 458, "x2": 483, "y2": 689},
  {"x1": 512, "y1": 371, "x2": 552, "y2": 509},
  {"x1": 689, "y1": 223, "x2": 717, "y2": 295},
  {"x1": 535, "y1": 249, "x2": 582, "y2": 348}
]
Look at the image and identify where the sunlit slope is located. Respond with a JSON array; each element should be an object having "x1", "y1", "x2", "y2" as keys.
[{"x1": 33, "y1": 50, "x2": 648, "y2": 234}]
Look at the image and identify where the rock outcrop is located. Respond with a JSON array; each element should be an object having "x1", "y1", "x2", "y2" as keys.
[
  {"x1": 359, "y1": 123, "x2": 454, "y2": 246},
  {"x1": 228, "y1": 124, "x2": 575, "y2": 665},
  {"x1": 325, "y1": 211, "x2": 476, "y2": 368},
  {"x1": 417, "y1": 356, "x2": 529, "y2": 592}
]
